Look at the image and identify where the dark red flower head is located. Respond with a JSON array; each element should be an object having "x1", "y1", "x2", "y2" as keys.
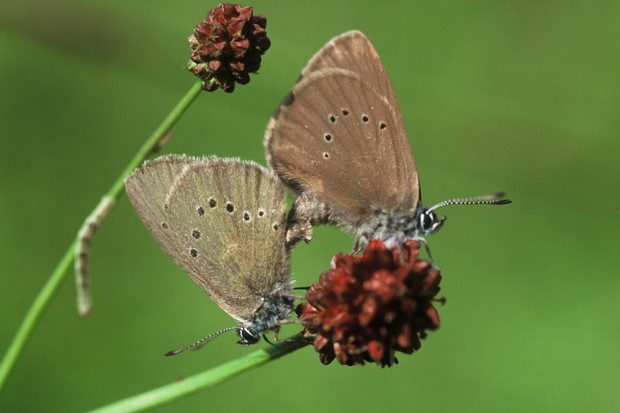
[
  {"x1": 297, "y1": 240, "x2": 443, "y2": 367},
  {"x1": 188, "y1": 3, "x2": 270, "y2": 92}
]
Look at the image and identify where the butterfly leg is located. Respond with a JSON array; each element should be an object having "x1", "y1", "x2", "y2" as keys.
[
  {"x1": 413, "y1": 236, "x2": 436, "y2": 265},
  {"x1": 262, "y1": 334, "x2": 276, "y2": 346},
  {"x1": 352, "y1": 234, "x2": 369, "y2": 254},
  {"x1": 293, "y1": 286, "x2": 310, "y2": 301}
]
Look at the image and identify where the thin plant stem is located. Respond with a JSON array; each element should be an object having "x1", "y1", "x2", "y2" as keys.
[
  {"x1": 87, "y1": 335, "x2": 309, "y2": 413},
  {"x1": 0, "y1": 81, "x2": 203, "y2": 395}
]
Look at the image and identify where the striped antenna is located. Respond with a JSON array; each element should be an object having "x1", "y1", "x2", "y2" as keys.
[{"x1": 164, "y1": 326, "x2": 240, "y2": 356}]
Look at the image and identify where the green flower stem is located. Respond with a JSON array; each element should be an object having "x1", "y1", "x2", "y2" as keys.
[
  {"x1": 0, "y1": 81, "x2": 203, "y2": 395},
  {"x1": 87, "y1": 336, "x2": 309, "y2": 413}
]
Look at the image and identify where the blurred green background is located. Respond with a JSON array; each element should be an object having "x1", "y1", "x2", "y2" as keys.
[{"x1": 1, "y1": 1, "x2": 619, "y2": 411}]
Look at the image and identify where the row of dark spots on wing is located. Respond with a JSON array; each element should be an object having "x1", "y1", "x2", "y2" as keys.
[
  {"x1": 158, "y1": 197, "x2": 279, "y2": 259},
  {"x1": 327, "y1": 108, "x2": 381, "y2": 125},
  {"x1": 317, "y1": 109, "x2": 388, "y2": 164}
]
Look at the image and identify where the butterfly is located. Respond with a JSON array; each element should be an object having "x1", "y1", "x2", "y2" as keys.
[
  {"x1": 125, "y1": 155, "x2": 294, "y2": 353},
  {"x1": 265, "y1": 31, "x2": 510, "y2": 253}
]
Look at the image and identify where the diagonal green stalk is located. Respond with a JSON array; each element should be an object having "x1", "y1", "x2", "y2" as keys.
[
  {"x1": 86, "y1": 336, "x2": 309, "y2": 413},
  {"x1": 0, "y1": 81, "x2": 203, "y2": 395}
]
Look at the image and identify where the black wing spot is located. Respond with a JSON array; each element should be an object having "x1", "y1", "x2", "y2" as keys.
[
  {"x1": 192, "y1": 230, "x2": 201, "y2": 239},
  {"x1": 190, "y1": 248, "x2": 198, "y2": 258},
  {"x1": 243, "y1": 211, "x2": 251, "y2": 222},
  {"x1": 323, "y1": 152, "x2": 330, "y2": 159},
  {"x1": 197, "y1": 206, "x2": 205, "y2": 216},
  {"x1": 341, "y1": 109, "x2": 349, "y2": 116},
  {"x1": 258, "y1": 209, "x2": 265, "y2": 218},
  {"x1": 272, "y1": 223, "x2": 279, "y2": 231},
  {"x1": 328, "y1": 114, "x2": 337, "y2": 123},
  {"x1": 208, "y1": 198, "x2": 217, "y2": 208},
  {"x1": 225, "y1": 202, "x2": 234, "y2": 213},
  {"x1": 324, "y1": 133, "x2": 333, "y2": 142},
  {"x1": 161, "y1": 222, "x2": 169, "y2": 229},
  {"x1": 362, "y1": 114, "x2": 369, "y2": 123},
  {"x1": 379, "y1": 122, "x2": 387, "y2": 130}
]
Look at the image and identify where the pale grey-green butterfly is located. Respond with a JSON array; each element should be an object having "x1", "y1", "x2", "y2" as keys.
[
  {"x1": 265, "y1": 31, "x2": 511, "y2": 252},
  {"x1": 125, "y1": 155, "x2": 294, "y2": 354}
]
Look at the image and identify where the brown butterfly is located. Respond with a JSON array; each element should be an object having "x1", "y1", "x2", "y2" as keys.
[
  {"x1": 265, "y1": 31, "x2": 510, "y2": 252},
  {"x1": 125, "y1": 156, "x2": 294, "y2": 354}
]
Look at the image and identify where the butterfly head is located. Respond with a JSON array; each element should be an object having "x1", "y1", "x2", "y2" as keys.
[
  {"x1": 417, "y1": 209, "x2": 447, "y2": 236},
  {"x1": 236, "y1": 327, "x2": 260, "y2": 345}
]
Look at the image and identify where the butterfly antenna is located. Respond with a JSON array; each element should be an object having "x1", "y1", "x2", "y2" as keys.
[
  {"x1": 427, "y1": 192, "x2": 511, "y2": 213},
  {"x1": 164, "y1": 326, "x2": 240, "y2": 356}
]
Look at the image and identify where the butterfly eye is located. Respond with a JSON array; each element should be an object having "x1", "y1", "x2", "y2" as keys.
[
  {"x1": 237, "y1": 327, "x2": 259, "y2": 345},
  {"x1": 419, "y1": 210, "x2": 447, "y2": 235},
  {"x1": 419, "y1": 211, "x2": 436, "y2": 233}
]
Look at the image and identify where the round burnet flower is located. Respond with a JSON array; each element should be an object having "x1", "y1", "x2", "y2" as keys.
[
  {"x1": 297, "y1": 239, "x2": 443, "y2": 367},
  {"x1": 188, "y1": 3, "x2": 270, "y2": 92}
]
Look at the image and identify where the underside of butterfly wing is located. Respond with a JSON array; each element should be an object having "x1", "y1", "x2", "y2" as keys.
[
  {"x1": 265, "y1": 32, "x2": 419, "y2": 245},
  {"x1": 126, "y1": 156, "x2": 292, "y2": 325},
  {"x1": 266, "y1": 69, "x2": 418, "y2": 229}
]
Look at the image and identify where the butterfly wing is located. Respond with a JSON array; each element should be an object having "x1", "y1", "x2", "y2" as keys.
[
  {"x1": 125, "y1": 155, "x2": 195, "y2": 253},
  {"x1": 300, "y1": 30, "x2": 399, "y2": 105},
  {"x1": 126, "y1": 156, "x2": 290, "y2": 323},
  {"x1": 265, "y1": 31, "x2": 419, "y2": 230}
]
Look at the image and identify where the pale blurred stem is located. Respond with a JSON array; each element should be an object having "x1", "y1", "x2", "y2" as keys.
[
  {"x1": 0, "y1": 81, "x2": 203, "y2": 394},
  {"x1": 87, "y1": 335, "x2": 309, "y2": 413}
]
